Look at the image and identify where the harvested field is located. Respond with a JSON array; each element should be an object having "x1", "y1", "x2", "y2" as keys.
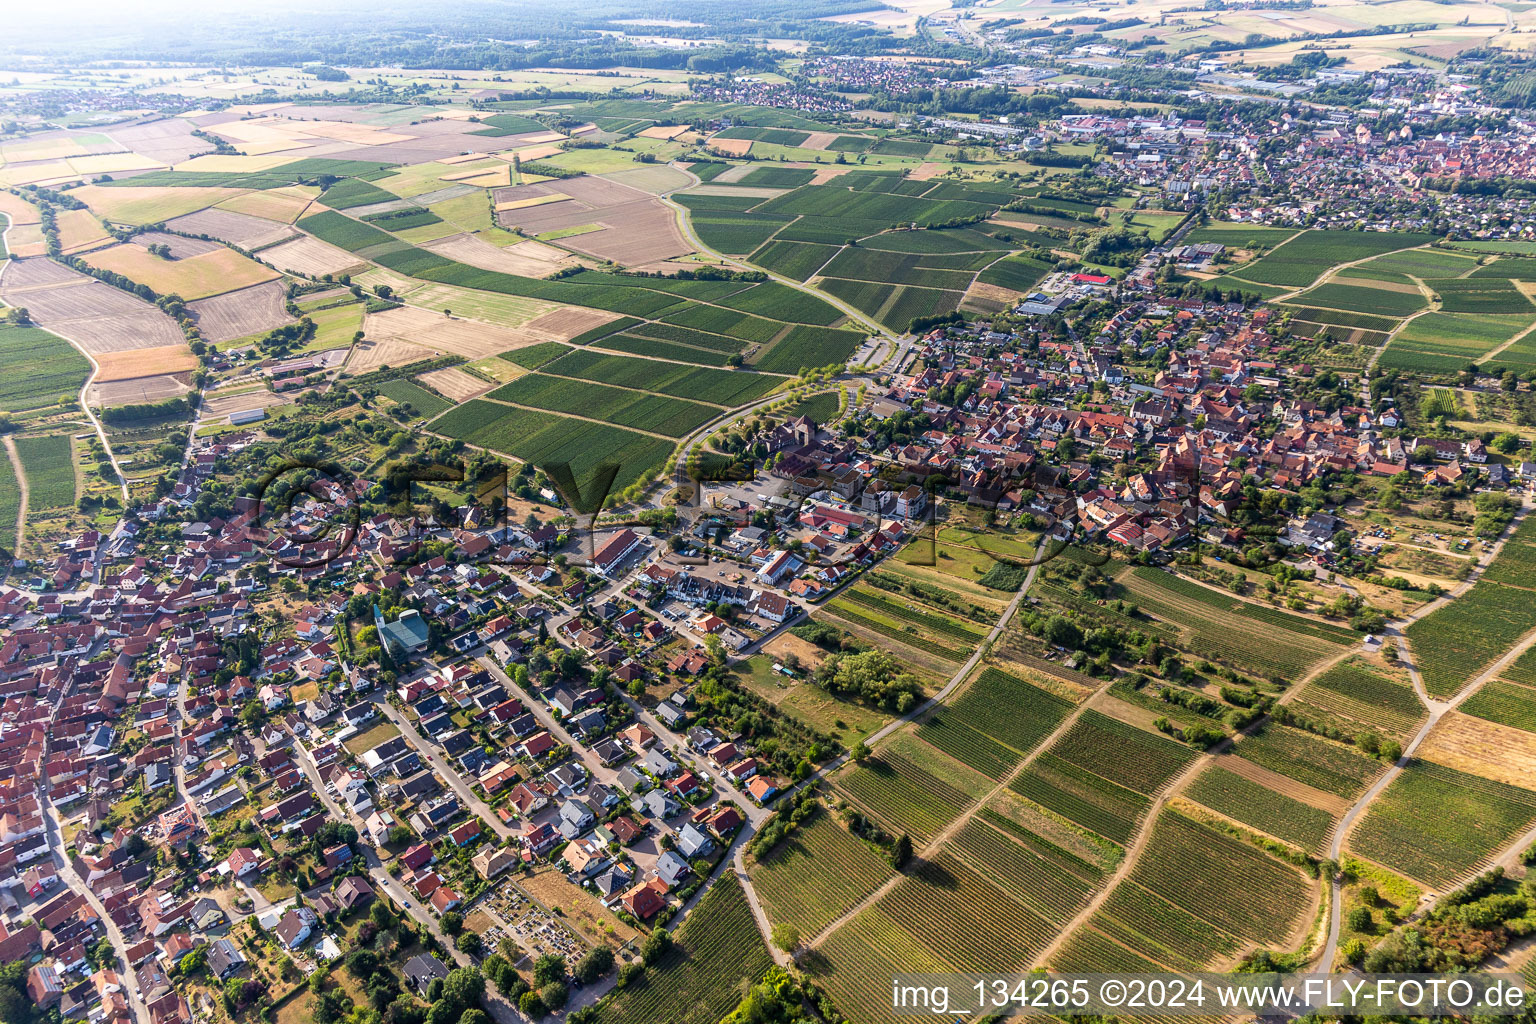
[
  {"x1": 492, "y1": 175, "x2": 690, "y2": 266},
  {"x1": 522, "y1": 305, "x2": 620, "y2": 341},
  {"x1": 215, "y1": 187, "x2": 316, "y2": 223},
  {"x1": 0, "y1": 258, "x2": 187, "y2": 355},
  {"x1": 422, "y1": 233, "x2": 579, "y2": 276},
  {"x1": 56, "y1": 209, "x2": 113, "y2": 254},
  {"x1": 89, "y1": 374, "x2": 191, "y2": 406},
  {"x1": 346, "y1": 338, "x2": 435, "y2": 374},
  {"x1": 363, "y1": 305, "x2": 558, "y2": 361},
  {"x1": 165, "y1": 207, "x2": 296, "y2": 249},
  {"x1": 708, "y1": 138, "x2": 753, "y2": 157},
  {"x1": 201, "y1": 387, "x2": 288, "y2": 419},
  {"x1": 82, "y1": 242, "x2": 278, "y2": 301},
  {"x1": 417, "y1": 366, "x2": 494, "y2": 402},
  {"x1": 1415, "y1": 712, "x2": 1536, "y2": 789},
  {"x1": 686, "y1": 185, "x2": 784, "y2": 199},
  {"x1": 186, "y1": 281, "x2": 293, "y2": 343},
  {"x1": 93, "y1": 345, "x2": 201, "y2": 382},
  {"x1": 909, "y1": 162, "x2": 946, "y2": 181},
  {"x1": 0, "y1": 193, "x2": 41, "y2": 227},
  {"x1": 637, "y1": 124, "x2": 690, "y2": 141},
  {"x1": 261, "y1": 235, "x2": 367, "y2": 277}
]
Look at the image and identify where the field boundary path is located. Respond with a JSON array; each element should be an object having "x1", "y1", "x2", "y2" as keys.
[{"x1": 3, "y1": 437, "x2": 27, "y2": 554}]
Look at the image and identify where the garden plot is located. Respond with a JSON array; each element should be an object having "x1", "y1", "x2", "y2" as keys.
[
  {"x1": 0, "y1": 257, "x2": 187, "y2": 355},
  {"x1": 492, "y1": 174, "x2": 691, "y2": 266},
  {"x1": 185, "y1": 281, "x2": 292, "y2": 343},
  {"x1": 260, "y1": 234, "x2": 367, "y2": 277},
  {"x1": 422, "y1": 232, "x2": 580, "y2": 276},
  {"x1": 164, "y1": 207, "x2": 296, "y2": 249}
]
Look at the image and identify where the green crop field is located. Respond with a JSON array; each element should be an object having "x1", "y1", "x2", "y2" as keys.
[
  {"x1": 626, "y1": 322, "x2": 748, "y2": 353},
  {"x1": 860, "y1": 227, "x2": 1012, "y2": 254},
  {"x1": 541, "y1": 347, "x2": 782, "y2": 405},
  {"x1": 1118, "y1": 567, "x2": 1355, "y2": 679},
  {"x1": 431, "y1": 400, "x2": 673, "y2": 493},
  {"x1": 1406, "y1": 578, "x2": 1536, "y2": 697},
  {"x1": 750, "y1": 814, "x2": 897, "y2": 937},
  {"x1": 1381, "y1": 311, "x2": 1536, "y2": 372},
  {"x1": 1429, "y1": 277, "x2": 1536, "y2": 313},
  {"x1": 916, "y1": 668, "x2": 1074, "y2": 780},
  {"x1": 1120, "y1": 811, "x2": 1313, "y2": 945},
  {"x1": 598, "y1": 876, "x2": 773, "y2": 1024},
  {"x1": 835, "y1": 751, "x2": 976, "y2": 844},
  {"x1": 320, "y1": 179, "x2": 398, "y2": 210},
  {"x1": 594, "y1": 334, "x2": 733, "y2": 366},
  {"x1": 755, "y1": 185, "x2": 991, "y2": 230},
  {"x1": 1010, "y1": 754, "x2": 1149, "y2": 845},
  {"x1": 1348, "y1": 760, "x2": 1536, "y2": 887},
  {"x1": 1353, "y1": 248, "x2": 1480, "y2": 278},
  {"x1": 1235, "y1": 231, "x2": 1438, "y2": 287},
  {"x1": 1291, "y1": 281, "x2": 1428, "y2": 317},
  {"x1": 869, "y1": 138, "x2": 933, "y2": 157},
  {"x1": 1460, "y1": 680, "x2": 1536, "y2": 733},
  {"x1": 660, "y1": 302, "x2": 782, "y2": 344},
  {"x1": 735, "y1": 166, "x2": 816, "y2": 188},
  {"x1": 978, "y1": 254, "x2": 1052, "y2": 293},
  {"x1": 753, "y1": 324, "x2": 864, "y2": 374},
  {"x1": 819, "y1": 247, "x2": 979, "y2": 291},
  {"x1": 486, "y1": 373, "x2": 717, "y2": 437},
  {"x1": 297, "y1": 209, "x2": 396, "y2": 251},
  {"x1": 713, "y1": 126, "x2": 811, "y2": 146},
  {"x1": 949, "y1": 817, "x2": 1096, "y2": 925},
  {"x1": 359, "y1": 207, "x2": 443, "y2": 231},
  {"x1": 1236, "y1": 724, "x2": 1384, "y2": 799},
  {"x1": 1086, "y1": 879, "x2": 1242, "y2": 972},
  {"x1": 1185, "y1": 765, "x2": 1334, "y2": 853},
  {"x1": 748, "y1": 239, "x2": 838, "y2": 281},
  {"x1": 691, "y1": 212, "x2": 790, "y2": 254},
  {"x1": 717, "y1": 280, "x2": 844, "y2": 325},
  {"x1": 0, "y1": 326, "x2": 91, "y2": 412},
  {"x1": 569, "y1": 317, "x2": 639, "y2": 345},
  {"x1": 1290, "y1": 658, "x2": 1425, "y2": 741},
  {"x1": 375, "y1": 379, "x2": 451, "y2": 418},
  {"x1": 14, "y1": 435, "x2": 76, "y2": 511},
  {"x1": 0, "y1": 451, "x2": 17, "y2": 550},
  {"x1": 501, "y1": 341, "x2": 568, "y2": 369}
]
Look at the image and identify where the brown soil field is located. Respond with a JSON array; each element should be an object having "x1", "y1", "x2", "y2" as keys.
[
  {"x1": 909, "y1": 162, "x2": 946, "y2": 181},
  {"x1": 215, "y1": 187, "x2": 316, "y2": 224},
  {"x1": 365, "y1": 305, "x2": 541, "y2": 360},
  {"x1": 1415, "y1": 712, "x2": 1536, "y2": 789},
  {"x1": 423, "y1": 233, "x2": 578, "y2": 277},
  {"x1": 90, "y1": 373, "x2": 192, "y2": 407},
  {"x1": 4, "y1": 224, "x2": 48, "y2": 259},
  {"x1": 760, "y1": 631, "x2": 830, "y2": 671},
  {"x1": 202, "y1": 387, "x2": 288, "y2": 418},
  {"x1": 492, "y1": 176, "x2": 688, "y2": 266},
  {"x1": 0, "y1": 258, "x2": 187, "y2": 354},
  {"x1": 186, "y1": 281, "x2": 294, "y2": 343},
  {"x1": 799, "y1": 131, "x2": 839, "y2": 151},
  {"x1": 83, "y1": 243, "x2": 279, "y2": 301},
  {"x1": 498, "y1": 144, "x2": 564, "y2": 163},
  {"x1": 345, "y1": 338, "x2": 436, "y2": 374},
  {"x1": 261, "y1": 235, "x2": 368, "y2": 277},
  {"x1": 708, "y1": 138, "x2": 753, "y2": 158},
  {"x1": 522, "y1": 306, "x2": 618, "y2": 341},
  {"x1": 1217, "y1": 748, "x2": 1352, "y2": 814},
  {"x1": 686, "y1": 185, "x2": 783, "y2": 199},
  {"x1": 165, "y1": 208, "x2": 296, "y2": 249},
  {"x1": 495, "y1": 194, "x2": 572, "y2": 212},
  {"x1": 132, "y1": 231, "x2": 223, "y2": 258},
  {"x1": 0, "y1": 192, "x2": 41, "y2": 226},
  {"x1": 439, "y1": 153, "x2": 487, "y2": 165},
  {"x1": 94, "y1": 345, "x2": 202, "y2": 381},
  {"x1": 711, "y1": 164, "x2": 755, "y2": 184},
  {"x1": 808, "y1": 166, "x2": 861, "y2": 185},
  {"x1": 417, "y1": 366, "x2": 495, "y2": 402},
  {"x1": 637, "y1": 124, "x2": 690, "y2": 141},
  {"x1": 966, "y1": 281, "x2": 1021, "y2": 303}
]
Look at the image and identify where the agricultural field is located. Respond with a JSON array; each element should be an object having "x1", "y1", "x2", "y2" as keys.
[
  {"x1": 1405, "y1": 577, "x2": 1536, "y2": 697},
  {"x1": 373, "y1": 380, "x2": 451, "y2": 419},
  {"x1": 1008, "y1": 711, "x2": 1194, "y2": 844},
  {"x1": 0, "y1": 325, "x2": 92, "y2": 412},
  {"x1": 431, "y1": 399, "x2": 674, "y2": 494},
  {"x1": 834, "y1": 749, "x2": 981, "y2": 845},
  {"x1": 485, "y1": 374, "x2": 717, "y2": 437},
  {"x1": 1184, "y1": 765, "x2": 1335, "y2": 853},
  {"x1": 1429, "y1": 276, "x2": 1535, "y2": 313},
  {"x1": 1460, "y1": 679, "x2": 1536, "y2": 733},
  {"x1": 1380, "y1": 312, "x2": 1536, "y2": 373},
  {"x1": 749, "y1": 813, "x2": 897, "y2": 938},
  {"x1": 540, "y1": 348, "x2": 781, "y2": 406},
  {"x1": 1117, "y1": 567, "x2": 1357, "y2": 680},
  {"x1": 1346, "y1": 759, "x2": 1536, "y2": 887},
  {"x1": 1288, "y1": 657, "x2": 1425, "y2": 742},
  {"x1": 1232, "y1": 231, "x2": 1438, "y2": 288},
  {"x1": 915, "y1": 667, "x2": 1075, "y2": 780},
  {"x1": 14, "y1": 435, "x2": 77, "y2": 511},
  {"x1": 597, "y1": 876, "x2": 772, "y2": 1024},
  {"x1": 1289, "y1": 280, "x2": 1427, "y2": 317},
  {"x1": 1235, "y1": 724, "x2": 1385, "y2": 799}
]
